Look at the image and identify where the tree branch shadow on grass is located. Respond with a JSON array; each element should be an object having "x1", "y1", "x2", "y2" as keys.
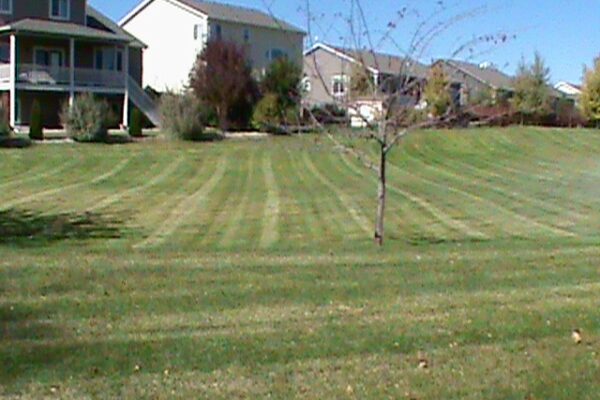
[{"x1": 0, "y1": 208, "x2": 127, "y2": 247}]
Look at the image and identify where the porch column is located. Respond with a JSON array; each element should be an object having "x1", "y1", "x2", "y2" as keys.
[
  {"x1": 122, "y1": 45, "x2": 129, "y2": 128},
  {"x1": 69, "y1": 38, "x2": 75, "y2": 106},
  {"x1": 9, "y1": 34, "x2": 16, "y2": 128}
]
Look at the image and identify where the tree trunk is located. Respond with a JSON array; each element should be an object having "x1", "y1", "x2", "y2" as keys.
[
  {"x1": 374, "y1": 146, "x2": 386, "y2": 246},
  {"x1": 217, "y1": 105, "x2": 229, "y2": 133}
]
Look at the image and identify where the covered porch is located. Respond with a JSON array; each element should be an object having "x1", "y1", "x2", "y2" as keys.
[{"x1": 0, "y1": 19, "x2": 133, "y2": 128}]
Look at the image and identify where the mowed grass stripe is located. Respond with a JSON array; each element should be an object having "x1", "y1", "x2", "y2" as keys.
[
  {"x1": 0, "y1": 157, "x2": 79, "y2": 191},
  {"x1": 134, "y1": 158, "x2": 228, "y2": 248},
  {"x1": 302, "y1": 151, "x2": 372, "y2": 236},
  {"x1": 338, "y1": 152, "x2": 488, "y2": 240},
  {"x1": 0, "y1": 157, "x2": 132, "y2": 211},
  {"x1": 330, "y1": 149, "x2": 451, "y2": 241},
  {"x1": 398, "y1": 146, "x2": 576, "y2": 238},
  {"x1": 416, "y1": 138, "x2": 586, "y2": 222},
  {"x1": 259, "y1": 151, "x2": 280, "y2": 249},
  {"x1": 282, "y1": 146, "x2": 344, "y2": 244},
  {"x1": 218, "y1": 147, "x2": 257, "y2": 248},
  {"x1": 84, "y1": 156, "x2": 186, "y2": 213},
  {"x1": 199, "y1": 150, "x2": 249, "y2": 248}
]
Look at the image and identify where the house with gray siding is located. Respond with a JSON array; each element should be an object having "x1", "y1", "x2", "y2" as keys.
[
  {"x1": 433, "y1": 59, "x2": 515, "y2": 106},
  {"x1": 0, "y1": 0, "x2": 157, "y2": 129},
  {"x1": 303, "y1": 42, "x2": 429, "y2": 107}
]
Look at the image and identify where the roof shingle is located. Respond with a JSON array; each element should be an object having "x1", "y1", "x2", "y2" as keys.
[{"x1": 177, "y1": 0, "x2": 305, "y2": 34}]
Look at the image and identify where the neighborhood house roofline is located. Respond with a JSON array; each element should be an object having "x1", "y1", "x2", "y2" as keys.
[
  {"x1": 436, "y1": 59, "x2": 514, "y2": 91},
  {"x1": 87, "y1": 5, "x2": 147, "y2": 48},
  {"x1": 119, "y1": 0, "x2": 306, "y2": 34},
  {"x1": 0, "y1": 19, "x2": 132, "y2": 43},
  {"x1": 304, "y1": 42, "x2": 428, "y2": 79}
]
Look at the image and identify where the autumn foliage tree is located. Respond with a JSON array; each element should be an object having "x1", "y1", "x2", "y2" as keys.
[
  {"x1": 581, "y1": 57, "x2": 600, "y2": 127},
  {"x1": 189, "y1": 40, "x2": 257, "y2": 131},
  {"x1": 511, "y1": 52, "x2": 552, "y2": 123},
  {"x1": 424, "y1": 64, "x2": 451, "y2": 117}
]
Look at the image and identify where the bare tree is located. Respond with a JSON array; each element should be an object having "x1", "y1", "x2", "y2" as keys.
[{"x1": 302, "y1": 0, "x2": 512, "y2": 246}]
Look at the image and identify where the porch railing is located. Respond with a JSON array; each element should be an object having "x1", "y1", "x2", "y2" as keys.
[
  {"x1": 0, "y1": 64, "x2": 10, "y2": 83},
  {"x1": 15, "y1": 64, "x2": 125, "y2": 89}
]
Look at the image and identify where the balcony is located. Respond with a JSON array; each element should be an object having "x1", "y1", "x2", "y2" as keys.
[{"x1": 0, "y1": 63, "x2": 125, "y2": 90}]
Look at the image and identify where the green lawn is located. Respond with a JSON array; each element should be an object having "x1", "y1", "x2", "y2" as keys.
[{"x1": 1, "y1": 127, "x2": 599, "y2": 399}]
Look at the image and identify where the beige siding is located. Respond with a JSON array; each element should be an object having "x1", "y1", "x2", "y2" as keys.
[
  {"x1": 211, "y1": 20, "x2": 304, "y2": 72},
  {"x1": 303, "y1": 48, "x2": 354, "y2": 105}
]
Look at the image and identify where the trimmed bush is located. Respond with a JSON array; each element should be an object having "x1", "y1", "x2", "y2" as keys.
[
  {"x1": 129, "y1": 108, "x2": 143, "y2": 138},
  {"x1": 29, "y1": 99, "x2": 43, "y2": 141},
  {"x1": 252, "y1": 94, "x2": 281, "y2": 131},
  {"x1": 0, "y1": 107, "x2": 11, "y2": 139},
  {"x1": 61, "y1": 94, "x2": 110, "y2": 143},
  {"x1": 159, "y1": 92, "x2": 205, "y2": 141}
]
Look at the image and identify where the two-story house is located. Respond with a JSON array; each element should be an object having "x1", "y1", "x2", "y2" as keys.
[
  {"x1": 120, "y1": 0, "x2": 305, "y2": 92},
  {"x1": 0, "y1": 0, "x2": 158, "y2": 129}
]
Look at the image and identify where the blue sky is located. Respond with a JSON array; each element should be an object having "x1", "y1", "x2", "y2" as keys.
[{"x1": 91, "y1": 0, "x2": 598, "y2": 84}]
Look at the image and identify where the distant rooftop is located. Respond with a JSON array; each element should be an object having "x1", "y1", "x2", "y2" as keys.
[
  {"x1": 306, "y1": 43, "x2": 429, "y2": 79},
  {"x1": 122, "y1": 0, "x2": 305, "y2": 34},
  {"x1": 440, "y1": 59, "x2": 514, "y2": 90}
]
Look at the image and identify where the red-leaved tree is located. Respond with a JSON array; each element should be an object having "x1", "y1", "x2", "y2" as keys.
[{"x1": 189, "y1": 40, "x2": 257, "y2": 132}]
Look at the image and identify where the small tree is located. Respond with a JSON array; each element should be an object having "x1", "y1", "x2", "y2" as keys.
[
  {"x1": 424, "y1": 64, "x2": 451, "y2": 117},
  {"x1": 350, "y1": 64, "x2": 375, "y2": 99},
  {"x1": 581, "y1": 57, "x2": 600, "y2": 127},
  {"x1": 511, "y1": 52, "x2": 552, "y2": 123},
  {"x1": 261, "y1": 58, "x2": 302, "y2": 111},
  {"x1": 29, "y1": 99, "x2": 43, "y2": 141},
  {"x1": 129, "y1": 108, "x2": 143, "y2": 138},
  {"x1": 189, "y1": 40, "x2": 257, "y2": 132}
]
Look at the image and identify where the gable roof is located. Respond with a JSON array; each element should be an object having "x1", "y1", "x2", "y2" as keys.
[
  {"x1": 0, "y1": 18, "x2": 132, "y2": 42},
  {"x1": 0, "y1": 6, "x2": 145, "y2": 47},
  {"x1": 86, "y1": 5, "x2": 146, "y2": 48},
  {"x1": 439, "y1": 59, "x2": 514, "y2": 90},
  {"x1": 120, "y1": 0, "x2": 305, "y2": 34},
  {"x1": 305, "y1": 42, "x2": 429, "y2": 79}
]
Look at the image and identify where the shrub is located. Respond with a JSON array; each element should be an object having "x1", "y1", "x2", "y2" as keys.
[
  {"x1": 261, "y1": 58, "x2": 302, "y2": 110},
  {"x1": 129, "y1": 108, "x2": 143, "y2": 137},
  {"x1": 0, "y1": 105, "x2": 11, "y2": 138},
  {"x1": 29, "y1": 99, "x2": 43, "y2": 141},
  {"x1": 159, "y1": 92, "x2": 205, "y2": 141},
  {"x1": 252, "y1": 94, "x2": 281, "y2": 132},
  {"x1": 60, "y1": 94, "x2": 110, "y2": 142}
]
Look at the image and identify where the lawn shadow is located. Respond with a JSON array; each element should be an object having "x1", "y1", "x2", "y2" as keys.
[{"x1": 0, "y1": 208, "x2": 127, "y2": 246}]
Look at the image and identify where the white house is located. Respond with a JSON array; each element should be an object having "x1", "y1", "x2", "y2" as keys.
[
  {"x1": 555, "y1": 81, "x2": 582, "y2": 100},
  {"x1": 120, "y1": 0, "x2": 305, "y2": 92}
]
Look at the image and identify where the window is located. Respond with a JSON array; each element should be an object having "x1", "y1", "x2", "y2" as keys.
[
  {"x1": 243, "y1": 29, "x2": 250, "y2": 43},
  {"x1": 193, "y1": 23, "x2": 206, "y2": 41},
  {"x1": 0, "y1": 43, "x2": 9, "y2": 63},
  {"x1": 266, "y1": 48, "x2": 287, "y2": 61},
  {"x1": 34, "y1": 48, "x2": 65, "y2": 67},
  {"x1": 50, "y1": 0, "x2": 70, "y2": 20},
  {"x1": 0, "y1": 0, "x2": 12, "y2": 14},
  {"x1": 332, "y1": 75, "x2": 349, "y2": 96},
  {"x1": 210, "y1": 24, "x2": 222, "y2": 40},
  {"x1": 301, "y1": 76, "x2": 311, "y2": 93},
  {"x1": 94, "y1": 47, "x2": 123, "y2": 71}
]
